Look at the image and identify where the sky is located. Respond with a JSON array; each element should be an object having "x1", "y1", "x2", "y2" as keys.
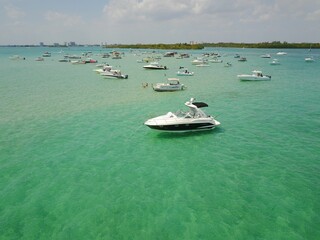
[{"x1": 0, "y1": 0, "x2": 319, "y2": 45}]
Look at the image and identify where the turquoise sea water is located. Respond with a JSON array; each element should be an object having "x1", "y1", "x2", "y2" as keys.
[{"x1": 0, "y1": 46, "x2": 319, "y2": 239}]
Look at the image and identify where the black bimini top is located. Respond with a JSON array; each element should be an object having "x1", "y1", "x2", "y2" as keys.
[{"x1": 193, "y1": 102, "x2": 208, "y2": 108}]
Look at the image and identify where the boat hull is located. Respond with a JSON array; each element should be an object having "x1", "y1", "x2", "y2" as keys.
[
  {"x1": 143, "y1": 66, "x2": 167, "y2": 70},
  {"x1": 152, "y1": 86, "x2": 184, "y2": 92},
  {"x1": 237, "y1": 75, "x2": 271, "y2": 81},
  {"x1": 177, "y1": 72, "x2": 194, "y2": 76},
  {"x1": 145, "y1": 122, "x2": 216, "y2": 132},
  {"x1": 145, "y1": 117, "x2": 220, "y2": 132}
]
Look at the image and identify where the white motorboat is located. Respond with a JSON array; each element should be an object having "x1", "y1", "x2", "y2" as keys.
[
  {"x1": 177, "y1": 68, "x2": 194, "y2": 76},
  {"x1": 237, "y1": 70, "x2": 271, "y2": 81},
  {"x1": 152, "y1": 78, "x2": 185, "y2": 92},
  {"x1": 101, "y1": 70, "x2": 128, "y2": 79},
  {"x1": 191, "y1": 58, "x2": 208, "y2": 65},
  {"x1": 224, "y1": 62, "x2": 232, "y2": 67},
  {"x1": 42, "y1": 52, "x2": 51, "y2": 57},
  {"x1": 270, "y1": 59, "x2": 280, "y2": 65},
  {"x1": 276, "y1": 52, "x2": 287, "y2": 55},
  {"x1": 260, "y1": 54, "x2": 271, "y2": 58},
  {"x1": 144, "y1": 98, "x2": 220, "y2": 132},
  {"x1": 143, "y1": 62, "x2": 167, "y2": 70},
  {"x1": 209, "y1": 58, "x2": 223, "y2": 63},
  {"x1": 9, "y1": 55, "x2": 25, "y2": 60},
  {"x1": 196, "y1": 63, "x2": 210, "y2": 67},
  {"x1": 93, "y1": 65, "x2": 113, "y2": 73},
  {"x1": 305, "y1": 57, "x2": 315, "y2": 62},
  {"x1": 35, "y1": 57, "x2": 44, "y2": 61},
  {"x1": 238, "y1": 57, "x2": 247, "y2": 62}
]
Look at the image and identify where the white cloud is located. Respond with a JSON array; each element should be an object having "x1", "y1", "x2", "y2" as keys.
[
  {"x1": 103, "y1": 0, "x2": 239, "y2": 23},
  {"x1": 306, "y1": 9, "x2": 320, "y2": 21},
  {"x1": 44, "y1": 11, "x2": 83, "y2": 27},
  {"x1": 4, "y1": 4, "x2": 25, "y2": 20}
]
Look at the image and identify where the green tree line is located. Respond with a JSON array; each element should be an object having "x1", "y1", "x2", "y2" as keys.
[{"x1": 104, "y1": 41, "x2": 319, "y2": 49}]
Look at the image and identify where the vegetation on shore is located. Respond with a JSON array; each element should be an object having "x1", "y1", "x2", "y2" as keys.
[
  {"x1": 104, "y1": 43, "x2": 204, "y2": 50},
  {"x1": 104, "y1": 41, "x2": 320, "y2": 49}
]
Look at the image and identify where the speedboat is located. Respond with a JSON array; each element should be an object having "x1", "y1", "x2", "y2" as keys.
[
  {"x1": 260, "y1": 54, "x2": 271, "y2": 58},
  {"x1": 42, "y1": 52, "x2": 51, "y2": 57},
  {"x1": 209, "y1": 58, "x2": 223, "y2": 63},
  {"x1": 305, "y1": 57, "x2": 315, "y2": 62},
  {"x1": 191, "y1": 58, "x2": 208, "y2": 65},
  {"x1": 93, "y1": 65, "x2": 112, "y2": 73},
  {"x1": 177, "y1": 68, "x2": 194, "y2": 76},
  {"x1": 152, "y1": 78, "x2": 185, "y2": 92},
  {"x1": 144, "y1": 98, "x2": 220, "y2": 132},
  {"x1": 35, "y1": 57, "x2": 44, "y2": 61},
  {"x1": 101, "y1": 70, "x2": 128, "y2": 79},
  {"x1": 276, "y1": 52, "x2": 287, "y2": 55},
  {"x1": 270, "y1": 59, "x2": 280, "y2": 65},
  {"x1": 237, "y1": 70, "x2": 271, "y2": 81},
  {"x1": 224, "y1": 62, "x2": 232, "y2": 67},
  {"x1": 196, "y1": 63, "x2": 210, "y2": 67},
  {"x1": 238, "y1": 57, "x2": 247, "y2": 62},
  {"x1": 143, "y1": 62, "x2": 167, "y2": 70}
]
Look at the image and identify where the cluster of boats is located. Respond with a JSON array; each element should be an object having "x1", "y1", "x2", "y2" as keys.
[
  {"x1": 237, "y1": 70, "x2": 271, "y2": 81},
  {"x1": 10, "y1": 49, "x2": 318, "y2": 134},
  {"x1": 93, "y1": 64, "x2": 128, "y2": 79}
]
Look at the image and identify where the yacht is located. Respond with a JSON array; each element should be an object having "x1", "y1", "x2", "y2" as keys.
[
  {"x1": 260, "y1": 54, "x2": 271, "y2": 58},
  {"x1": 270, "y1": 59, "x2": 280, "y2": 65},
  {"x1": 176, "y1": 68, "x2": 194, "y2": 76},
  {"x1": 305, "y1": 57, "x2": 315, "y2": 62},
  {"x1": 152, "y1": 78, "x2": 185, "y2": 92},
  {"x1": 276, "y1": 52, "x2": 287, "y2": 55},
  {"x1": 191, "y1": 58, "x2": 208, "y2": 65},
  {"x1": 209, "y1": 58, "x2": 223, "y2": 63},
  {"x1": 238, "y1": 57, "x2": 247, "y2": 62},
  {"x1": 144, "y1": 98, "x2": 220, "y2": 132},
  {"x1": 143, "y1": 62, "x2": 167, "y2": 70},
  {"x1": 100, "y1": 70, "x2": 128, "y2": 79},
  {"x1": 237, "y1": 70, "x2": 271, "y2": 81}
]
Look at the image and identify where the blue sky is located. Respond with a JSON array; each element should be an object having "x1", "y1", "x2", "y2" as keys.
[{"x1": 1, "y1": 0, "x2": 319, "y2": 45}]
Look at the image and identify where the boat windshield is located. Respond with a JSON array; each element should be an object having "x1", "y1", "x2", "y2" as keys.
[{"x1": 175, "y1": 110, "x2": 191, "y2": 118}]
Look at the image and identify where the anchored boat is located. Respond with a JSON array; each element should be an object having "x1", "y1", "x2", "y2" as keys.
[{"x1": 144, "y1": 98, "x2": 220, "y2": 132}]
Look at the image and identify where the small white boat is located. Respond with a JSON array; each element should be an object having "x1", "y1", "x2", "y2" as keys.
[
  {"x1": 196, "y1": 63, "x2": 210, "y2": 67},
  {"x1": 143, "y1": 62, "x2": 167, "y2": 70},
  {"x1": 35, "y1": 57, "x2": 44, "y2": 61},
  {"x1": 71, "y1": 60, "x2": 85, "y2": 64},
  {"x1": 101, "y1": 70, "x2": 128, "y2": 79},
  {"x1": 177, "y1": 68, "x2": 194, "y2": 76},
  {"x1": 9, "y1": 55, "x2": 25, "y2": 60},
  {"x1": 93, "y1": 65, "x2": 113, "y2": 73},
  {"x1": 58, "y1": 58, "x2": 70, "y2": 62},
  {"x1": 260, "y1": 54, "x2": 271, "y2": 58},
  {"x1": 237, "y1": 70, "x2": 271, "y2": 81},
  {"x1": 191, "y1": 58, "x2": 207, "y2": 65},
  {"x1": 270, "y1": 59, "x2": 280, "y2": 65},
  {"x1": 305, "y1": 57, "x2": 315, "y2": 62},
  {"x1": 42, "y1": 52, "x2": 51, "y2": 57},
  {"x1": 238, "y1": 57, "x2": 247, "y2": 62},
  {"x1": 276, "y1": 52, "x2": 287, "y2": 55},
  {"x1": 152, "y1": 78, "x2": 185, "y2": 92},
  {"x1": 209, "y1": 58, "x2": 223, "y2": 63},
  {"x1": 224, "y1": 62, "x2": 232, "y2": 67},
  {"x1": 144, "y1": 98, "x2": 220, "y2": 132}
]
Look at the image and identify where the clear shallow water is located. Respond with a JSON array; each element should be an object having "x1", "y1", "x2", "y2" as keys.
[{"x1": 0, "y1": 47, "x2": 319, "y2": 239}]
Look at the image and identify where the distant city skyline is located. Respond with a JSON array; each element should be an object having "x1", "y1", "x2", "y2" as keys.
[{"x1": 1, "y1": 0, "x2": 319, "y2": 45}]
